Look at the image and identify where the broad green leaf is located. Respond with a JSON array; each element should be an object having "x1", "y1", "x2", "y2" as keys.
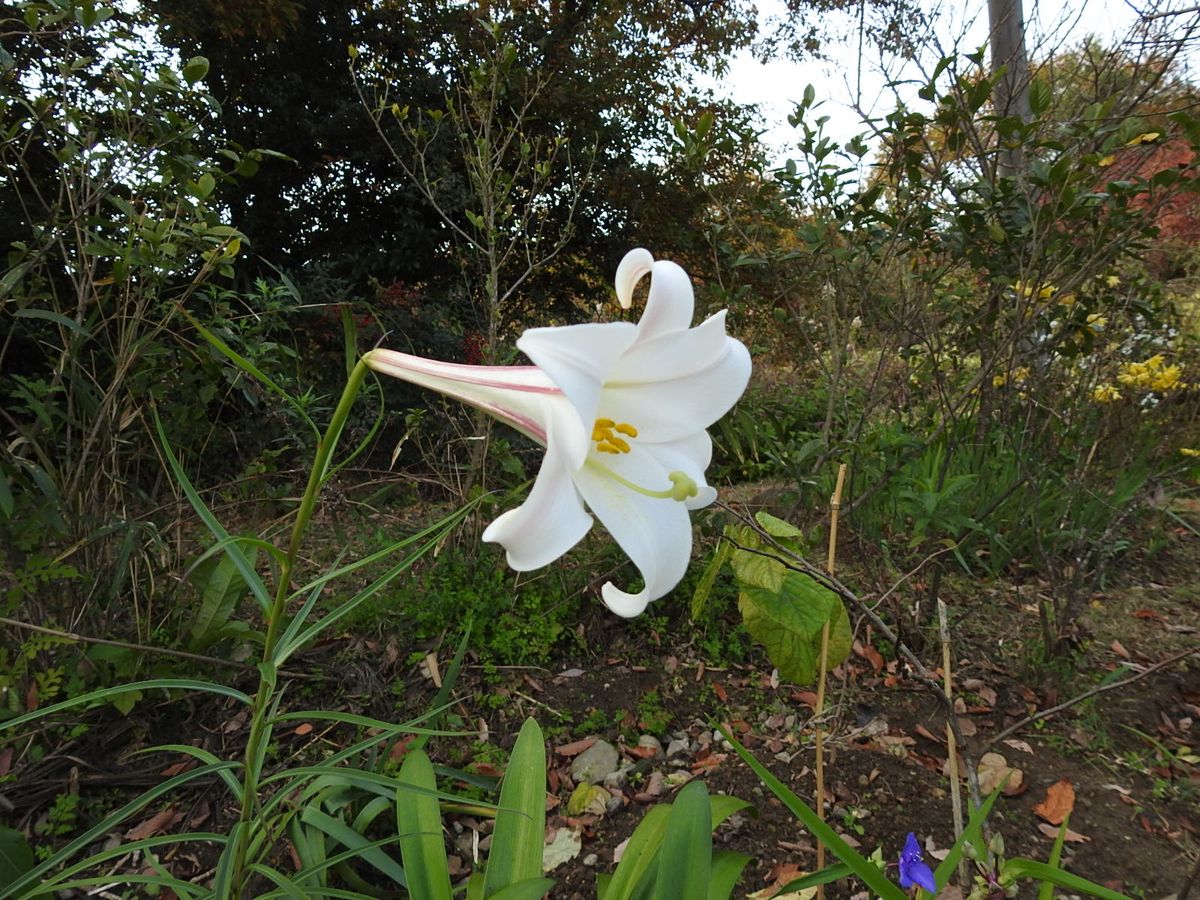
[
  {"x1": 182, "y1": 56, "x2": 209, "y2": 84},
  {"x1": 485, "y1": 718, "x2": 546, "y2": 895},
  {"x1": 0, "y1": 828, "x2": 34, "y2": 893},
  {"x1": 397, "y1": 750, "x2": 452, "y2": 900},
  {"x1": 653, "y1": 780, "x2": 711, "y2": 900},
  {"x1": 602, "y1": 805, "x2": 672, "y2": 900},
  {"x1": 188, "y1": 545, "x2": 258, "y2": 650},
  {"x1": 754, "y1": 511, "x2": 805, "y2": 544},
  {"x1": 738, "y1": 572, "x2": 850, "y2": 684}
]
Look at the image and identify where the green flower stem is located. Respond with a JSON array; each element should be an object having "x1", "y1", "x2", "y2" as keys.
[{"x1": 230, "y1": 359, "x2": 371, "y2": 892}]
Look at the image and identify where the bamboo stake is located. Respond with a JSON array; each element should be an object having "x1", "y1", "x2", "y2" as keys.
[
  {"x1": 814, "y1": 463, "x2": 847, "y2": 895},
  {"x1": 939, "y1": 598, "x2": 967, "y2": 888}
]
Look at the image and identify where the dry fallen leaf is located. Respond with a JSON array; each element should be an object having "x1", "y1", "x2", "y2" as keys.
[
  {"x1": 1033, "y1": 779, "x2": 1076, "y2": 825},
  {"x1": 1037, "y1": 821, "x2": 1090, "y2": 842},
  {"x1": 554, "y1": 738, "x2": 597, "y2": 757},
  {"x1": 126, "y1": 807, "x2": 183, "y2": 841},
  {"x1": 293, "y1": 722, "x2": 313, "y2": 736},
  {"x1": 977, "y1": 752, "x2": 1024, "y2": 795},
  {"x1": 1003, "y1": 738, "x2": 1034, "y2": 755},
  {"x1": 1110, "y1": 639, "x2": 1130, "y2": 659}
]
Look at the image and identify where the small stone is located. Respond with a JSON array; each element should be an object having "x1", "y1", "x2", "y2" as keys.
[
  {"x1": 637, "y1": 734, "x2": 664, "y2": 757},
  {"x1": 666, "y1": 738, "x2": 689, "y2": 758},
  {"x1": 583, "y1": 853, "x2": 599, "y2": 867},
  {"x1": 785, "y1": 714, "x2": 797, "y2": 729},
  {"x1": 603, "y1": 766, "x2": 630, "y2": 790},
  {"x1": 570, "y1": 739, "x2": 620, "y2": 784}
]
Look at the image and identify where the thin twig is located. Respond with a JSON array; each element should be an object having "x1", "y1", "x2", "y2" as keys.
[
  {"x1": 989, "y1": 647, "x2": 1199, "y2": 747},
  {"x1": 0, "y1": 617, "x2": 330, "y2": 681}
]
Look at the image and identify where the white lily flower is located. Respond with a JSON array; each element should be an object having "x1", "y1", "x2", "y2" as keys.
[{"x1": 363, "y1": 248, "x2": 751, "y2": 617}]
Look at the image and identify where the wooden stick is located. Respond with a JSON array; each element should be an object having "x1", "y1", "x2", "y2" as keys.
[
  {"x1": 938, "y1": 599, "x2": 967, "y2": 887},
  {"x1": 814, "y1": 463, "x2": 847, "y2": 895}
]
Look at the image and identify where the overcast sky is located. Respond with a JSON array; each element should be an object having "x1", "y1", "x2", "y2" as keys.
[{"x1": 717, "y1": 0, "x2": 1156, "y2": 160}]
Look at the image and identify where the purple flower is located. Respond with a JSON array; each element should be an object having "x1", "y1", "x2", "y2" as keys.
[{"x1": 898, "y1": 832, "x2": 937, "y2": 893}]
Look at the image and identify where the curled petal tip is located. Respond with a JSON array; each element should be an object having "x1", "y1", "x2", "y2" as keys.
[{"x1": 615, "y1": 248, "x2": 655, "y2": 309}]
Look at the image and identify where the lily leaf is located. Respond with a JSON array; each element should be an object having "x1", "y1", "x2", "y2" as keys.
[{"x1": 738, "y1": 571, "x2": 850, "y2": 685}]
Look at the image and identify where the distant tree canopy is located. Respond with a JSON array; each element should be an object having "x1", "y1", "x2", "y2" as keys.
[{"x1": 147, "y1": 0, "x2": 773, "y2": 303}]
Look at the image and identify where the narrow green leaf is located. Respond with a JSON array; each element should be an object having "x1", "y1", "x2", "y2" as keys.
[
  {"x1": 1003, "y1": 859, "x2": 1129, "y2": 900},
  {"x1": 773, "y1": 862, "x2": 854, "y2": 890},
  {"x1": 1038, "y1": 815, "x2": 1070, "y2": 900},
  {"x1": 488, "y1": 878, "x2": 557, "y2": 900},
  {"x1": 720, "y1": 726, "x2": 907, "y2": 899},
  {"x1": 653, "y1": 780, "x2": 711, "y2": 900},
  {"x1": 0, "y1": 764, "x2": 240, "y2": 900},
  {"x1": 397, "y1": 750, "x2": 452, "y2": 900},
  {"x1": 299, "y1": 807, "x2": 407, "y2": 887},
  {"x1": 932, "y1": 786, "x2": 1002, "y2": 886},
  {"x1": 708, "y1": 850, "x2": 751, "y2": 900},
  {"x1": 485, "y1": 718, "x2": 546, "y2": 896},
  {"x1": 12, "y1": 307, "x2": 92, "y2": 337},
  {"x1": 0, "y1": 679, "x2": 251, "y2": 734},
  {"x1": 153, "y1": 409, "x2": 272, "y2": 613},
  {"x1": 691, "y1": 540, "x2": 732, "y2": 620}
]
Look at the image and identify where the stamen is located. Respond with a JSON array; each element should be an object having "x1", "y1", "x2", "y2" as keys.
[{"x1": 591, "y1": 418, "x2": 639, "y2": 454}]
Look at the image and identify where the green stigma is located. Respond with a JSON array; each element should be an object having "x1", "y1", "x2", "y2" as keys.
[{"x1": 586, "y1": 459, "x2": 698, "y2": 502}]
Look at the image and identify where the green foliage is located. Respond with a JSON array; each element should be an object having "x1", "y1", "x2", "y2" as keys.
[
  {"x1": 696, "y1": 512, "x2": 851, "y2": 685},
  {"x1": 597, "y1": 785, "x2": 751, "y2": 900}
]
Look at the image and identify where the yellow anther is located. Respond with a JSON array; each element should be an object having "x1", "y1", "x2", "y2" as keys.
[
  {"x1": 596, "y1": 441, "x2": 622, "y2": 454},
  {"x1": 608, "y1": 436, "x2": 631, "y2": 453},
  {"x1": 595, "y1": 417, "x2": 616, "y2": 428},
  {"x1": 592, "y1": 424, "x2": 614, "y2": 442},
  {"x1": 614, "y1": 422, "x2": 638, "y2": 437}
]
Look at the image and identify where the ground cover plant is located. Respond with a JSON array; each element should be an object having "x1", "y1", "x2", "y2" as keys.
[{"x1": 2, "y1": 0, "x2": 1199, "y2": 897}]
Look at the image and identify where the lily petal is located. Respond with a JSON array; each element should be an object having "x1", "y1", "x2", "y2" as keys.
[
  {"x1": 574, "y1": 450, "x2": 693, "y2": 617},
  {"x1": 482, "y1": 403, "x2": 594, "y2": 570},
  {"x1": 598, "y1": 328, "x2": 751, "y2": 443},
  {"x1": 517, "y1": 321, "x2": 635, "y2": 454},
  {"x1": 615, "y1": 248, "x2": 655, "y2": 309},
  {"x1": 362, "y1": 349, "x2": 557, "y2": 444},
  {"x1": 633, "y1": 258, "x2": 695, "y2": 342}
]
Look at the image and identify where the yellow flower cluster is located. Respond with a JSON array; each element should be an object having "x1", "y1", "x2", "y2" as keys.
[
  {"x1": 1093, "y1": 384, "x2": 1122, "y2": 403},
  {"x1": 1180, "y1": 448, "x2": 1200, "y2": 458},
  {"x1": 1014, "y1": 280, "x2": 1057, "y2": 301},
  {"x1": 992, "y1": 366, "x2": 1030, "y2": 389},
  {"x1": 1116, "y1": 355, "x2": 1187, "y2": 392}
]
